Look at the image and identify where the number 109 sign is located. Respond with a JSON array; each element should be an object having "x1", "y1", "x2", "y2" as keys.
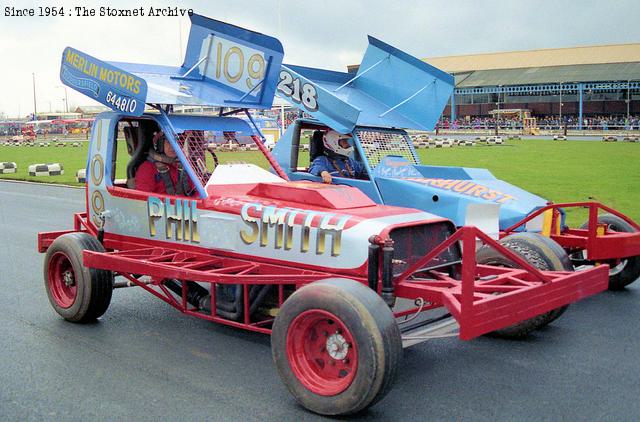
[{"x1": 198, "y1": 34, "x2": 267, "y2": 95}]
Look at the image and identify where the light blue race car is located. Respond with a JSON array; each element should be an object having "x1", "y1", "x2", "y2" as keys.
[{"x1": 272, "y1": 36, "x2": 640, "y2": 290}]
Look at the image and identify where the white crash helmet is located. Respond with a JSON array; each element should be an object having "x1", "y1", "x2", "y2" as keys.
[{"x1": 323, "y1": 130, "x2": 353, "y2": 157}]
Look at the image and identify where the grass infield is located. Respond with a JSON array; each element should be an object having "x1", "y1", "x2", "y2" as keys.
[{"x1": 1, "y1": 139, "x2": 638, "y2": 226}]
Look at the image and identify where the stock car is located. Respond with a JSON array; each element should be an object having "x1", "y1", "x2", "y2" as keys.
[
  {"x1": 37, "y1": 14, "x2": 609, "y2": 415},
  {"x1": 271, "y1": 38, "x2": 640, "y2": 291}
]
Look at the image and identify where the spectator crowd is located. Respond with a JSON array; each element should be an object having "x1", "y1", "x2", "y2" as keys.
[{"x1": 437, "y1": 115, "x2": 640, "y2": 130}]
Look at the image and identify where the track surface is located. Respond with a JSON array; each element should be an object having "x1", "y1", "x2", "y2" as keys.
[{"x1": 1, "y1": 180, "x2": 639, "y2": 421}]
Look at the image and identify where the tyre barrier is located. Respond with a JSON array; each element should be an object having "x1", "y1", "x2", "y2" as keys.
[
  {"x1": 411, "y1": 134, "x2": 431, "y2": 145},
  {"x1": 458, "y1": 140, "x2": 476, "y2": 146},
  {"x1": 602, "y1": 136, "x2": 618, "y2": 142},
  {"x1": 70, "y1": 142, "x2": 82, "y2": 147},
  {"x1": 76, "y1": 168, "x2": 87, "y2": 183},
  {"x1": 55, "y1": 142, "x2": 67, "y2": 147},
  {"x1": 28, "y1": 163, "x2": 64, "y2": 176},
  {"x1": 475, "y1": 136, "x2": 487, "y2": 142},
  {"x1": 553, "y1": 135, "x2": 567, "y2": 141},
  {"x1": 411, "y1": 133, "x2": 430, "y2": 139},
  {"x1": 36, "y1": 142, "x2": 51, "y2": 147},
  {"x1": 0, "y1": 162, "x2": 17, "y2": 174},
  {"x1": 622, "y1": 135, "x2": 639, "y2": 143},
  {"x1": 507, "y1": 135, "x2": 521, "y2": 140},
  {"x1": 486, "y1": 136, "x2": 504, "y2": 145},
  {"x1": 427, "y1": 139, "x2": 453, "y2": 148}
]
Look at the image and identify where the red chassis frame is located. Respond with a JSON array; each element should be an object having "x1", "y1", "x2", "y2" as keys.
[
  {"x1": 501, "y1": 202, "x2": 640, "y2": 261},
  {"x1": 38, "y1": 212, "x2": 609, "y2": 341}
]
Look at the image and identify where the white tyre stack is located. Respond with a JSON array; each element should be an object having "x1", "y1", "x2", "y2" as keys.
[
  {"x1": 28, "y1": 163, "x2": 64, "y2": 176},
  {"x1": 553, "y1": 135, "x2": 567, "y2": 141},
  {"x1": 0, "y1": 162, "x2": 17, "y2": 174},
  {"x1": 76, "y1": 168, "x2": 87, "y2": 183},
  {"x1": 427, "y1": 139, "x2": 443, "y2": 148}
]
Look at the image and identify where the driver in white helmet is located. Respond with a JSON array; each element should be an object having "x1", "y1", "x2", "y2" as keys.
[{"x1": 309, "y1": 130, "x2": 365, "y2": 184}]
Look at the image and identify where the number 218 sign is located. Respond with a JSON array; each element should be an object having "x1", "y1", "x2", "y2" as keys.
[{"x1": 277, "y1": 70, "x2": 318, "y2": 112}]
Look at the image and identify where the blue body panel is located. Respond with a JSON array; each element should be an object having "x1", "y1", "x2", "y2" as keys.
[
  {"x1": 166, "y1": 114, "x2": 256, "y2": 135},
  {"x1": 373, "y1": 168, "x2": 547, "y2": 229},
  {"x1": 278, "y1": 37, "x2": 454, "y2": 132}
]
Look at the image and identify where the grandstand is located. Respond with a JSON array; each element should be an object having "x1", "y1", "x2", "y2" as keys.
[{"x1": 349, "y1": 43, "x2": 640, "y2": 130}]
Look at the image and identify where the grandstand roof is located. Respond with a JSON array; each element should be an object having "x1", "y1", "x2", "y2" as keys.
[
  {"x1": 455, "y1": 62, "x2": 640, "y2": 87},
  {"x1": 347, "y1": 43, "x2": 640, "y2": 88},
  {"x1": 424, "y1": 43, "x2": 640, "y2": 73}
]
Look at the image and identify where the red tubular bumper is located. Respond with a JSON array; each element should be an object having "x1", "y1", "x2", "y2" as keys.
[
  {"x1": 37, "y1": 212, "x2": 93, "y2": 253},
  {"x1": 503, "y1": 202, "x2": 640, "y2": 260},
  {"x1": 394, "y1": 226, "x2": 610, "y2": 341}
]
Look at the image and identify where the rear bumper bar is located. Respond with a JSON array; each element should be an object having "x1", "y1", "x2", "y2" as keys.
[{"x1": 503, "y1": 202, "x2": 640, "y2": 260}]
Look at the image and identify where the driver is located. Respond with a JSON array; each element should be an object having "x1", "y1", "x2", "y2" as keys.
[
  {"x1": 309, "y1": 130, "x2": 365, "y2": 184},
  {"x1": 135, "y1": 131, "x2": 194, "y2": 196}
]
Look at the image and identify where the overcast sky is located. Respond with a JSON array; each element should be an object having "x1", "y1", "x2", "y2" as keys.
[{"x1": 1, "y1": 0, "x2": 639, "y2": 118}]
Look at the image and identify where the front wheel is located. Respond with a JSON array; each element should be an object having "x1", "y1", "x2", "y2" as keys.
[
  {"x1": 578, "y1": 214, "x2": 640, "y2": 290},
  {"x1": 271, "y1": 278, "x2": 401, "y2": 416},
  {"x1": 44, "y1": 232, "x2": 113, "y2": 322},
  {"x1": 477, "y1": 232, "x2": 573, "y2": 338}
]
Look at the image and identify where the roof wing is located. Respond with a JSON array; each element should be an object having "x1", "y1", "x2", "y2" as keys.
[
  {"x1": 60, "y1": 14, "x2": 284, "y2": 112},
  {"x1": 279, "y1": 36, "x2": 454, "y2": 132},
  {"x1": 60, "y1": 47, "x2": 148, "y2": 116}
]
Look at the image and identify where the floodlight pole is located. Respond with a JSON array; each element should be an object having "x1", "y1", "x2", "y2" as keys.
[
  {"x1": 56, "y1": 85, "x2": 69, "y2": 113},
  {"x1": 559, "y1": 83, "x2": 563, "y2": 126},
  {"x1": 63, "y1": 86, "x2": 69, "y2": 113},
  {"x1": 32, "y1": 73, "x2": 37, "y2": 120},
  {"x1": 627, "y1": 80, "x2": 631, "y2": 124},
  {"x1": 495, "y1": 85, "x2": 501, "y2": 136}
]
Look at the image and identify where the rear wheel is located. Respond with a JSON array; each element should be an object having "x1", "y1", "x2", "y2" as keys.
[
  {"x1": 271, "y1": 278, "x2": 401, "y2": 416},
  {"x1": 44, "y1": 232, "x2": 113, "y2": 322},
  {"x1": 477, "y1": 232, "x2": 573, "y2": 338},
  {"x1": 578, "y1": 214, "x2": 640, "y2": 290}
]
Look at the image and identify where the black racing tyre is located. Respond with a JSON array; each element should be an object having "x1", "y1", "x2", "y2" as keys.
[
  {"x1": 271, "y1": 278, "x2": 402, "y2": 416},
  {"x1": 476, "y1": 232, "x2": 573, "y2": 338},
  {"x1": 579, "y1": 214, "x2": 640, "y2": 290},
  {"x1": 44, "y1": 232, "x2": 113, "y2": 322}
]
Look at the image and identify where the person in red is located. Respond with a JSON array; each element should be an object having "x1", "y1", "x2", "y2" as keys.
[{"x1": 135, "y1": 131, "x2": 195, "y2": 196}]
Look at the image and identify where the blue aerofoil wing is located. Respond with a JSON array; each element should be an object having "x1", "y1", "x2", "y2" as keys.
[
  {"x1": 60, "y1": 14, "x2": 284, "y2": 113},
  {"x1": 60, "y1": 47, "x2": 148, "y2": 116},
  {"x1": 278, "y1": 36, "x2": 454, "y2": 133}
]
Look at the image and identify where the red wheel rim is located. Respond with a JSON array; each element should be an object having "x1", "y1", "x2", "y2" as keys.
[
  {"x1": 286, "y1": 309, "x2": 358, "y2": 396},
  {"x1": 47, "y1": 252, "x2": 77, "y2": 309}
]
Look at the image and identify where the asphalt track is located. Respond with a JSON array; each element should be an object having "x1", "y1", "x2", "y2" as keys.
[{"x1": 1, "y1": 180, "x2": 639, "y2": 421}]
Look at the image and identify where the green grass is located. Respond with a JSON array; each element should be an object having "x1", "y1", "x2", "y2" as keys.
[
  {"x1": 417, "y1": 140, "x2": 640, "y2": 226},
  {"x1": 0, "y1": 143, "x2": 91, "y2": 185},
  {"x1": 2, "y1": 139, "x2": 639, "y2": 227}
]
